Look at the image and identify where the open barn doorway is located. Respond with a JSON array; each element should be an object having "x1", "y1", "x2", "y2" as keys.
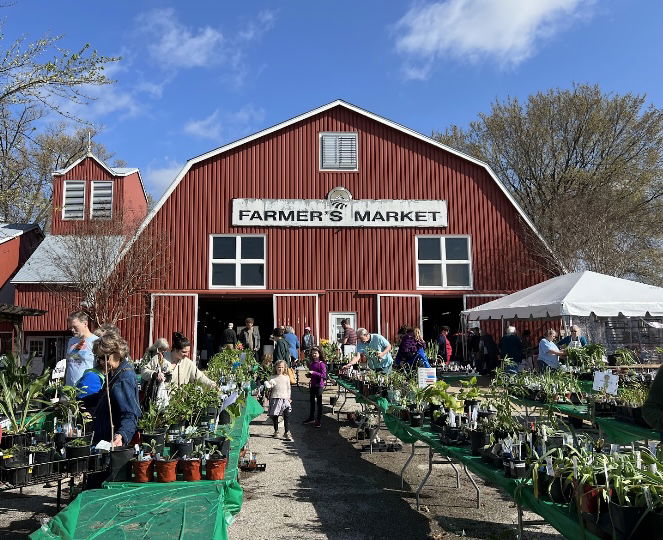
[{"x1": 197, "y1": 296, "x2": 273, "y2": 367}]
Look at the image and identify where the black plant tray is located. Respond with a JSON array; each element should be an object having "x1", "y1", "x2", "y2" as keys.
[{"x1": 0, "y1": 455, "x2": 108, "y2": 491}]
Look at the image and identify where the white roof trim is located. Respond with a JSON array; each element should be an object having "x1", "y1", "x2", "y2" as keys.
[
  {"x1": 0, "y1": 224, "x2": 40, "y2": 245},
  {"x1": 53, "y1": 152, "x2": 148, "y2": 203},
  {"x1": 127, "y1": 99, "x2": 552, "y2": 258}
]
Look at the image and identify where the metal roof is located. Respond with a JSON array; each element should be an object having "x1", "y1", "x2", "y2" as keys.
[
  {"x1": 0, "y1": 223, "x2": 40, "y2": 245},
  {"x1": 11, "y1": 234, "x2": 123, "y2": 284}
]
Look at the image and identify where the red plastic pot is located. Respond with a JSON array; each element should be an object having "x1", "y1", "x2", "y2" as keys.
[
  {"x1": 181, "y1": 459, "x2": 202, "y2": 481},
  {"x1": 155, "y1": 460, "x2": 178, "y2": 483},
  {"x1": 205, "y1": 458, "x2": 227, "y2": 480},
  {"x1": 132, "y1": 460, "x2": 154, "y2": 483}
]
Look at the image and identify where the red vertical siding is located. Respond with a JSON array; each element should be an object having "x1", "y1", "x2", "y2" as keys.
[
  {"x1": 275, "y1": 295, "x2": 318, "y2": 340},
  {"x1": 121, "y1": 172, "x2": 148, "y2": 228},
  {"x1": 150, "y1": 294, "x2": 197, "y2": 355},
  {"x1": 378, "y1": 296, "x2": 421, "y2": 341},
  {"x1": 116, "y1": 293, "x2": 149, "y2": 360},
  {"x1": 319, "y1": 291, "x2": 377, "y2": 341},
  {"x1": 16, "y1": 285, "x2": 80, "y2": 332},
  {"x1": 0, "y1": 237, "x2": 20, "y2": 287}
]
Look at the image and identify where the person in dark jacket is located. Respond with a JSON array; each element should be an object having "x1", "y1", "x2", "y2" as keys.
[
  {"x1": 643, "y1": 366, "x2": 663, "y2": 438},
  {"x1": 220, "y1": 322, "x2": 238, "y2": 349},
  {"x1": 303, "y1": 346, "x2": 327, "y2": 427},
  {"x1": 239, "y1": 317, "x2": 261, "y2": 358},
  {"x1": 272, "y1": 327, "x2": 291, "y2": 366},
  {"x1": 91, "y1": 333, "x2": 141, "y2": 447},
  {"x1": 499, "y1": 326, "x2": 523, "y2": 372}
]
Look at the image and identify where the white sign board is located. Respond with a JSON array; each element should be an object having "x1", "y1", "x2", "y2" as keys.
[
  {"x1": 232, "y1": 198, "x2": 448, "y2": 228},
  {"x1": 417, "y1": 367, "x2": 437, "y2": 388},
  {"x1": 52, "y1": 359, "x2": 66, "y2": 380},
  {"x1": 593, "y1": 370, "x2": 619, "y2": 395}
]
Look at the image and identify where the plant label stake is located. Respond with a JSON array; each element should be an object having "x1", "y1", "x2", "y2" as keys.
[
  {"x1": 545, "y1": 456, "x2": 554, "y2": 476},
  {"x1": 635, "y1": 451, "x2": 642, "y2": 470},
  {"x1": 572, "y1": 457, "x2": 578, "y2": 479}
]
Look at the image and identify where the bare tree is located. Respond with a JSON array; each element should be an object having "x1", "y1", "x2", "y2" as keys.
[
  {"x1": 41, "y1": 215, "x2": 170, "y2": 326},
  {"x1": 435, "y1": 84, "x2": 663, "y2": 284},
  {"x1": 0, "y1": 21, "x2": 119, "y2": 225}
]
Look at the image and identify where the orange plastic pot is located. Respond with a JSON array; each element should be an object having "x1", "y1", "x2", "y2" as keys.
[
  {"x1": 132, "y1": 460, "x2": 154, "y2": 483},
  {"x1": 181, "y1": 459, "x2": 202, "y2": 481},
  {"x1": 155, "y1": 460, "x2": 178, "y2": 483},
  {"x1": 205, "y1": 458, "x2": 227, "y2": 480}
]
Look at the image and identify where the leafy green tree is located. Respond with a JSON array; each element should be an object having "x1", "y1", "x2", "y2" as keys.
[{"x1": 435, "y1": 84, "x2": 663, "y2": 284}]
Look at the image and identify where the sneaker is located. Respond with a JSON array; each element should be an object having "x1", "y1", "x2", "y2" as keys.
[
  {"x1": 272, "y1": 430, "x2": 279, "y2": 437},
  {"x1": 302, "y1": 418, "x2": 315, "y2": 424},
  {"x1": 284, "y1": 432, "x2": 292, "y2": 441},
  {"x1": 314, "y1": 422, "x2": 321, "y2": 428}
]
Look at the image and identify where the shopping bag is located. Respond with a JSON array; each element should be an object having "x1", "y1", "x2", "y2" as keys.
[{"x1": 288, "y1": 367, "x2": 296, "y2": 385}]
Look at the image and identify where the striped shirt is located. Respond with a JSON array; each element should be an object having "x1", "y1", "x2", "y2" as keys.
[{"x1": 343, "y1": 327, "x2": 357, "y2": 345}]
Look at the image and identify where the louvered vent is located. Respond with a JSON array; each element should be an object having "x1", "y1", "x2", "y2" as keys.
[
  {"x1": 62, "y1": 181, "x2": 85, "y2": 220},
  {"x1": 320, "y1": 133, "x2": 358, "y2": 170},
  {"x1": 91, "y1": 181, "x2": 113, "y2": 219}
]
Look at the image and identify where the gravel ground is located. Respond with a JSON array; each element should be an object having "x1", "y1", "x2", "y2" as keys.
[
  {"x1": 231, "y1": 382, "x2": 564, "y2": 540},
  {"x1": 0, "y1": 381, "x2": 566, "y2": 540}
]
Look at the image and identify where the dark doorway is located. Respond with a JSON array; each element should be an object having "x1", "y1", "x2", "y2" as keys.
[
  {"x1": 421, "y1": 296, "x2": 464, "y2": 342},
  {"x1": 197, "y1": 296, "x2": 273, "y2": 365}
]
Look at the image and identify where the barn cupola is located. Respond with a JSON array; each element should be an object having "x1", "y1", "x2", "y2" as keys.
[{"x1": 51, "y1": 152, "x2": 148, "y2": 235}]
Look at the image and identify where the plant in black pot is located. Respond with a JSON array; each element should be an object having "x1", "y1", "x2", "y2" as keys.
[
  {"x1": 28, "y1": 443, "x2": 53, "y2": 477},
  {"x1": 0, "y1": 445, "x2": 30, "y2": 485},
  {"x1": 0, "y1": 353, "x2": 52, "y2": 449},
  {"x1": 65, "y1": 437, "x2": 91, "y2": 474},
  {"x1": 138, "y1": 403, "x2": 170, "y2": 453}
]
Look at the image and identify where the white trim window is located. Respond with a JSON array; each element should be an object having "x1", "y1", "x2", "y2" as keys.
[
  {"x1": 319, "y1": 132, "x2": 358, "y2": 171},
  {"x1": 416, "y1": 235, "x2": 473, "y2": 289},
  {"x1": 62, "y1": 181, "x2": 86, "y2": 220},
  {"x1": 209, "y1": 235, "x2": 266, "y2": 289},
  {"x1": 90, "y1": 181, "x2": 113, "y2": 219}
]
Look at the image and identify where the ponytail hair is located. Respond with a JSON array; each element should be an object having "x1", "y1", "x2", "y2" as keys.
[{"x1": 172, "y1": 332, "x2": 191, "y2": 352}]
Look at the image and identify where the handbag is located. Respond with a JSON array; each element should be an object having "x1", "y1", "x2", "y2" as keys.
[{"x1": 288, "y1": 367, "x2": 296, "y2": 385}]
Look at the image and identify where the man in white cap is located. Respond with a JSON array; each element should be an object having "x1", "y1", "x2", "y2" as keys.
[{"x1": 302, "y1": 326, "x2": 315, "y2": 359}]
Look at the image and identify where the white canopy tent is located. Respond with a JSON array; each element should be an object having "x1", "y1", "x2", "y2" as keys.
[{"x1": 462, "y1": 271, "x2": 663, "y2": 321}]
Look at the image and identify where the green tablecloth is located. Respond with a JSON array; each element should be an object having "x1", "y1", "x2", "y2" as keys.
[
  {"x1": 510, "y1": 396, "x2": 592, "y2": 421},
  {"x1": 30, "y1": 396, "x2": 264, "y2": 540},
  {"x1": 594, "y1": 417, "x2": 660, "y2": 445},
  {"x1": 384, "y1": 413, "x2": 600, "y2": 540}
]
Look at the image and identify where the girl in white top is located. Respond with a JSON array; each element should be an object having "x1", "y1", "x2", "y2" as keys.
[{"x1": 264, "y1": 360, "x2": 292, "y2": 440}]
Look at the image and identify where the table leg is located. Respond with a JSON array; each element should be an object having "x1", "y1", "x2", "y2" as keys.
[
  {"x1": 517, "y1": 503, "x2": 524, "y2": 540},
  {"x1": 69, "y1": 476, "x2": 75, "y2": 502},
  {"x1": 443, "y1": 455, "x2": 460, "y2": 488},
  {"x1": 463, "y1": 462, "x2": 480, "y2": 509},
  {"x1": 415, "y1": 447, "x2": 434, "y2": 510},
  {"x1": 332, "y1": 384, "x2": 341, "y2": 415},
  {"x1": 336, "y1": 387, "x2": 349, "y2": 422},
  {"x1": 400, "y1": 443, "x2": 416, "y2": 489},
  {"x1": 56, "y1": 478, "x2": 62, "y2": 511}
]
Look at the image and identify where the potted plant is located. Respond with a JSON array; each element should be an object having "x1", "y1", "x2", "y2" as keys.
[
  {"x1": 154, "y1": 451, "x2": 179, "y2": 483},
  {"x1": 132, "y1": 442, "x2": 155, "y2": 483},
  {"x1": 0, "y1": 353, "x2": 52, "y2": 449},
  {"x1": 65, "y1": 437, "x2": 92, "y2": 474},
  {"x1": 181, "y1": 445, "x2": 204, "y2": 481},
  {"x1": 28, "y1": 443, "x2": 53, "y2": 478},
  {"x1": 205, "y1": 445, "x2": 227, "y2": 480},
  {"x1": 0, "y1": 445, "x2": 30, "y2": 485},
  {"x1": 138, "y1": 403, "x2": 170, "y2": 452}
]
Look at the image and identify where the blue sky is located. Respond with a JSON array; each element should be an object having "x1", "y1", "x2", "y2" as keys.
[{"x1": 4, "y1": 0, "x2": 662, "y2": 199}]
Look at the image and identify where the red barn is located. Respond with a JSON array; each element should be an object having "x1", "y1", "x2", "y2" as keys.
[
  {"x1": 15, "y1": 101, "x2": 550, "y2": 361},
  {"x1": 0, "y1": 223, "x2": 43, "y2": 353}
]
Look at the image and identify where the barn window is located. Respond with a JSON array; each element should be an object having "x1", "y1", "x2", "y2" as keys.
[
  {"x1": 62, "y1": 181, "x2": 86, "y2": 220},
  {"x1": 90, "y1": 181, "x2": 113, "y2": 219},
  {"x1": 416, "y1": 236, "x2": 472, "y2": 289},
  {"x1": 209, "y1": 235, "x2": 266, "y2": 289},
  {"x1": 319, "y1": 132, "x2": 358, "y2": 170}
]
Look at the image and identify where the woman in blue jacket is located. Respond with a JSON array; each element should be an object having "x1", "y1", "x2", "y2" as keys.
[{"x1": 91, "y1": 333, "x2": 141, "y2": 447}]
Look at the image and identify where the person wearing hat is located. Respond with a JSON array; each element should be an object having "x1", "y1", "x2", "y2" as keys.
[{"x1": 302, "y1": 326, "x2": 315, "y2": 359}]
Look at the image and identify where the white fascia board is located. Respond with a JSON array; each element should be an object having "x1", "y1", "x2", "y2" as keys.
[
  {"x1": 124, "y1": 99, "x2": 553, "y2": 262},
  {"x1": 53, "y1": 153, "x2": 137, "y2": 178}
]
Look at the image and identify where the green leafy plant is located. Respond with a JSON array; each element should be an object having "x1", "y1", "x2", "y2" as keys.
[
  {"x1": 66, "y1": 437, "x2": 90, "y2": 447},
  {"x1": 0, "y1": 353, "x2": 52, "y2": 434},
  {"x1": 614, "y1": 348, "x2": 637, "y2": 366},
  {"x1": 166, "y1": 382, "x2": 220, "y2": 427},
  {"x1": 138, "y1": 403, "x2": 170, "y2": 432},
  {"x1": 55, "y1": 385, "x2": 93, "y2": 434}
]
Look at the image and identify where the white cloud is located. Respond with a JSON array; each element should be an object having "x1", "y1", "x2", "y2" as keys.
[
  {"x1": 394, "y1": 0, "x2": 594, "y2": 79},
  {"x1": 238, "y1": 10, "x2": 277, "y2": 41},
  {"x1": 183, "y1": 104, "x2": 266, "y2": 143},
  {"x1": 144, "y1": 158, "x2": 185, "y2": 198},
  {"x1": 184, "y1": 109, "x2": 223, "y2": 141},
  {"x1": 139, "y1": 8, "x2": 225, "y2": 69}
]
